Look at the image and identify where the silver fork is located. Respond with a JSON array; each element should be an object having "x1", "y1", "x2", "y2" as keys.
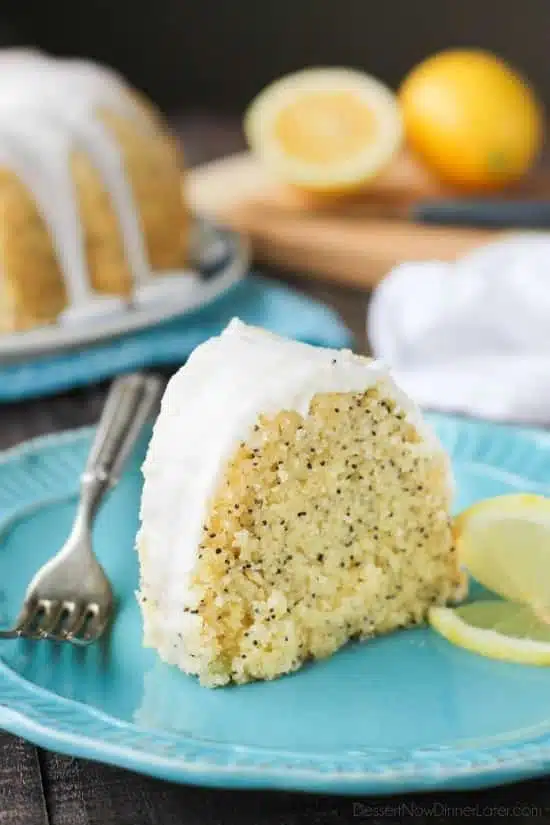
[{"x1": 0, "y1": 372, "x2": 163, "y2": 645}]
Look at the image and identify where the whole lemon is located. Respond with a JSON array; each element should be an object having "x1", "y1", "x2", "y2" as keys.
[{"x1": 399, "y1": 49, "x2": 545, "y2": 191}]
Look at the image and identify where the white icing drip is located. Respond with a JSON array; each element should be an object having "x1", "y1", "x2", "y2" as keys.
[
  {"x1": 0, "y1": 49, "x2": 162, "y2": 320},
  {"x1": 65, "y1": 115, "x2": 151, "y2": 290},
  {"x1": 138, "y1": 319, "x2": 452, "y2": 636}
]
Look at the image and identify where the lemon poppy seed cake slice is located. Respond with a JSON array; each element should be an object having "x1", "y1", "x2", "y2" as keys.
[{"x1": 137, "y1": 319, "x2": 464, "y2": 686}]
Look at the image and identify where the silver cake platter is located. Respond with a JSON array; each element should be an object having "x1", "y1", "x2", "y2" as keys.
[{"x1": 0, "y1": 216, "x2": 249, "y2": 364}]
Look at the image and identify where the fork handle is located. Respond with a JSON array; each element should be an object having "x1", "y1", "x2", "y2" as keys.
[{"x1": 82, "y1": 373, "x2": 163, "y2": 497}]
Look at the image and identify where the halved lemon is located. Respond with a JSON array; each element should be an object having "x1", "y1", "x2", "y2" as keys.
[
  {"x1": 244, "y1": 67, "x2": 403, "y2": 194},
  {"x1": 429, "y1": 601, "x2": 550, "y2": 665},
  {"x1": 453, "y1": 494, "x2": 550, "y2": 617}
]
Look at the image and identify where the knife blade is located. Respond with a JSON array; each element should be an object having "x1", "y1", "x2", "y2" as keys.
[{"x1": 412, "y1": 199, "x2": 550, "y2": 229}]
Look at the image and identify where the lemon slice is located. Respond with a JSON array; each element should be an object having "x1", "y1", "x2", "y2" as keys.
[
  {"x1": 454, "y1": 493, "x2": 550, "y2": 617},
  {"x1": 244, "y1": 67, "x2": 403, "y2": 194},
  {"x1": 429, "y1": 601, "x2": 550, "y2": 665}
]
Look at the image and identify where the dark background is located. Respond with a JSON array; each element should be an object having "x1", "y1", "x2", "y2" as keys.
[{"x1": 2, "y1": 0, "x2": 550, "y2": 114}]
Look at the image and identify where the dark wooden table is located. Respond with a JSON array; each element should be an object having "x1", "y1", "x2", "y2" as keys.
[{"x1": 1, "y1": 116, "x2": 550, "y2": 825}]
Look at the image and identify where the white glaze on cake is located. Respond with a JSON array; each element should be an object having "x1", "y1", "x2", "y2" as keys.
[
  {"x1": 0, "y1": 49, "x2": 178, "y2": 321},
  {"x1": 138, "y1": 319, "x2": 452, "y2": 644}
]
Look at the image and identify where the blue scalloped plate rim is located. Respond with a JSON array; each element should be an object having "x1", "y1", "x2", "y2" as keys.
[{"x1": 1, "y1": 412, "x2": 550, "y2": 795}]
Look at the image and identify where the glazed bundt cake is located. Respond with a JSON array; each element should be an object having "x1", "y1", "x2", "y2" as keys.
[
  {"x1": 137, "y1": 320, "x2": 465, "y2": 687},
  {"x1": 0, "y1": 49, "x2": 189, "y2": 332}
]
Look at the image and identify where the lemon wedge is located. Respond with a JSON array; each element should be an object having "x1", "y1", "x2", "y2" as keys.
[
  {"x1": 244, "y1": 67, "x2": 403, "y2": 194},
  {"x1": 429, "y1": 602, "x2": 550, "y2": 665},
  {"x1": 453, "y1": 493, "x2": 550, "y2": 618}
]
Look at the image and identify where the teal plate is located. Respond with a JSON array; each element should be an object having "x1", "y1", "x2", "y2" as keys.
[{"x1": 1, "y1": 413, "x2": 550, "y2": 795}]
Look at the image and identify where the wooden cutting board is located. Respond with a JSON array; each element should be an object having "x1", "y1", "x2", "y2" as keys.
[{"x1": 187, "y1": 150, "x2": 550, "y2": 289}]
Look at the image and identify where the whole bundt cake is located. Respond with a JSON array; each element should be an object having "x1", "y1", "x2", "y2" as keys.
[{"x1": 0, "y1": 49, "x2": 189, "y2": 332}]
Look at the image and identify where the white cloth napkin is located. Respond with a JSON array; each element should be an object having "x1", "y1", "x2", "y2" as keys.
[{"x1": 368, "y1": 233, "x2": 550, "y2": 425}]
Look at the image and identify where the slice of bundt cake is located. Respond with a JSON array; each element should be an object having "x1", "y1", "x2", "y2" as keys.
[{"x1": 138, "y1": 319, "x2": 465, "y2": 686}]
